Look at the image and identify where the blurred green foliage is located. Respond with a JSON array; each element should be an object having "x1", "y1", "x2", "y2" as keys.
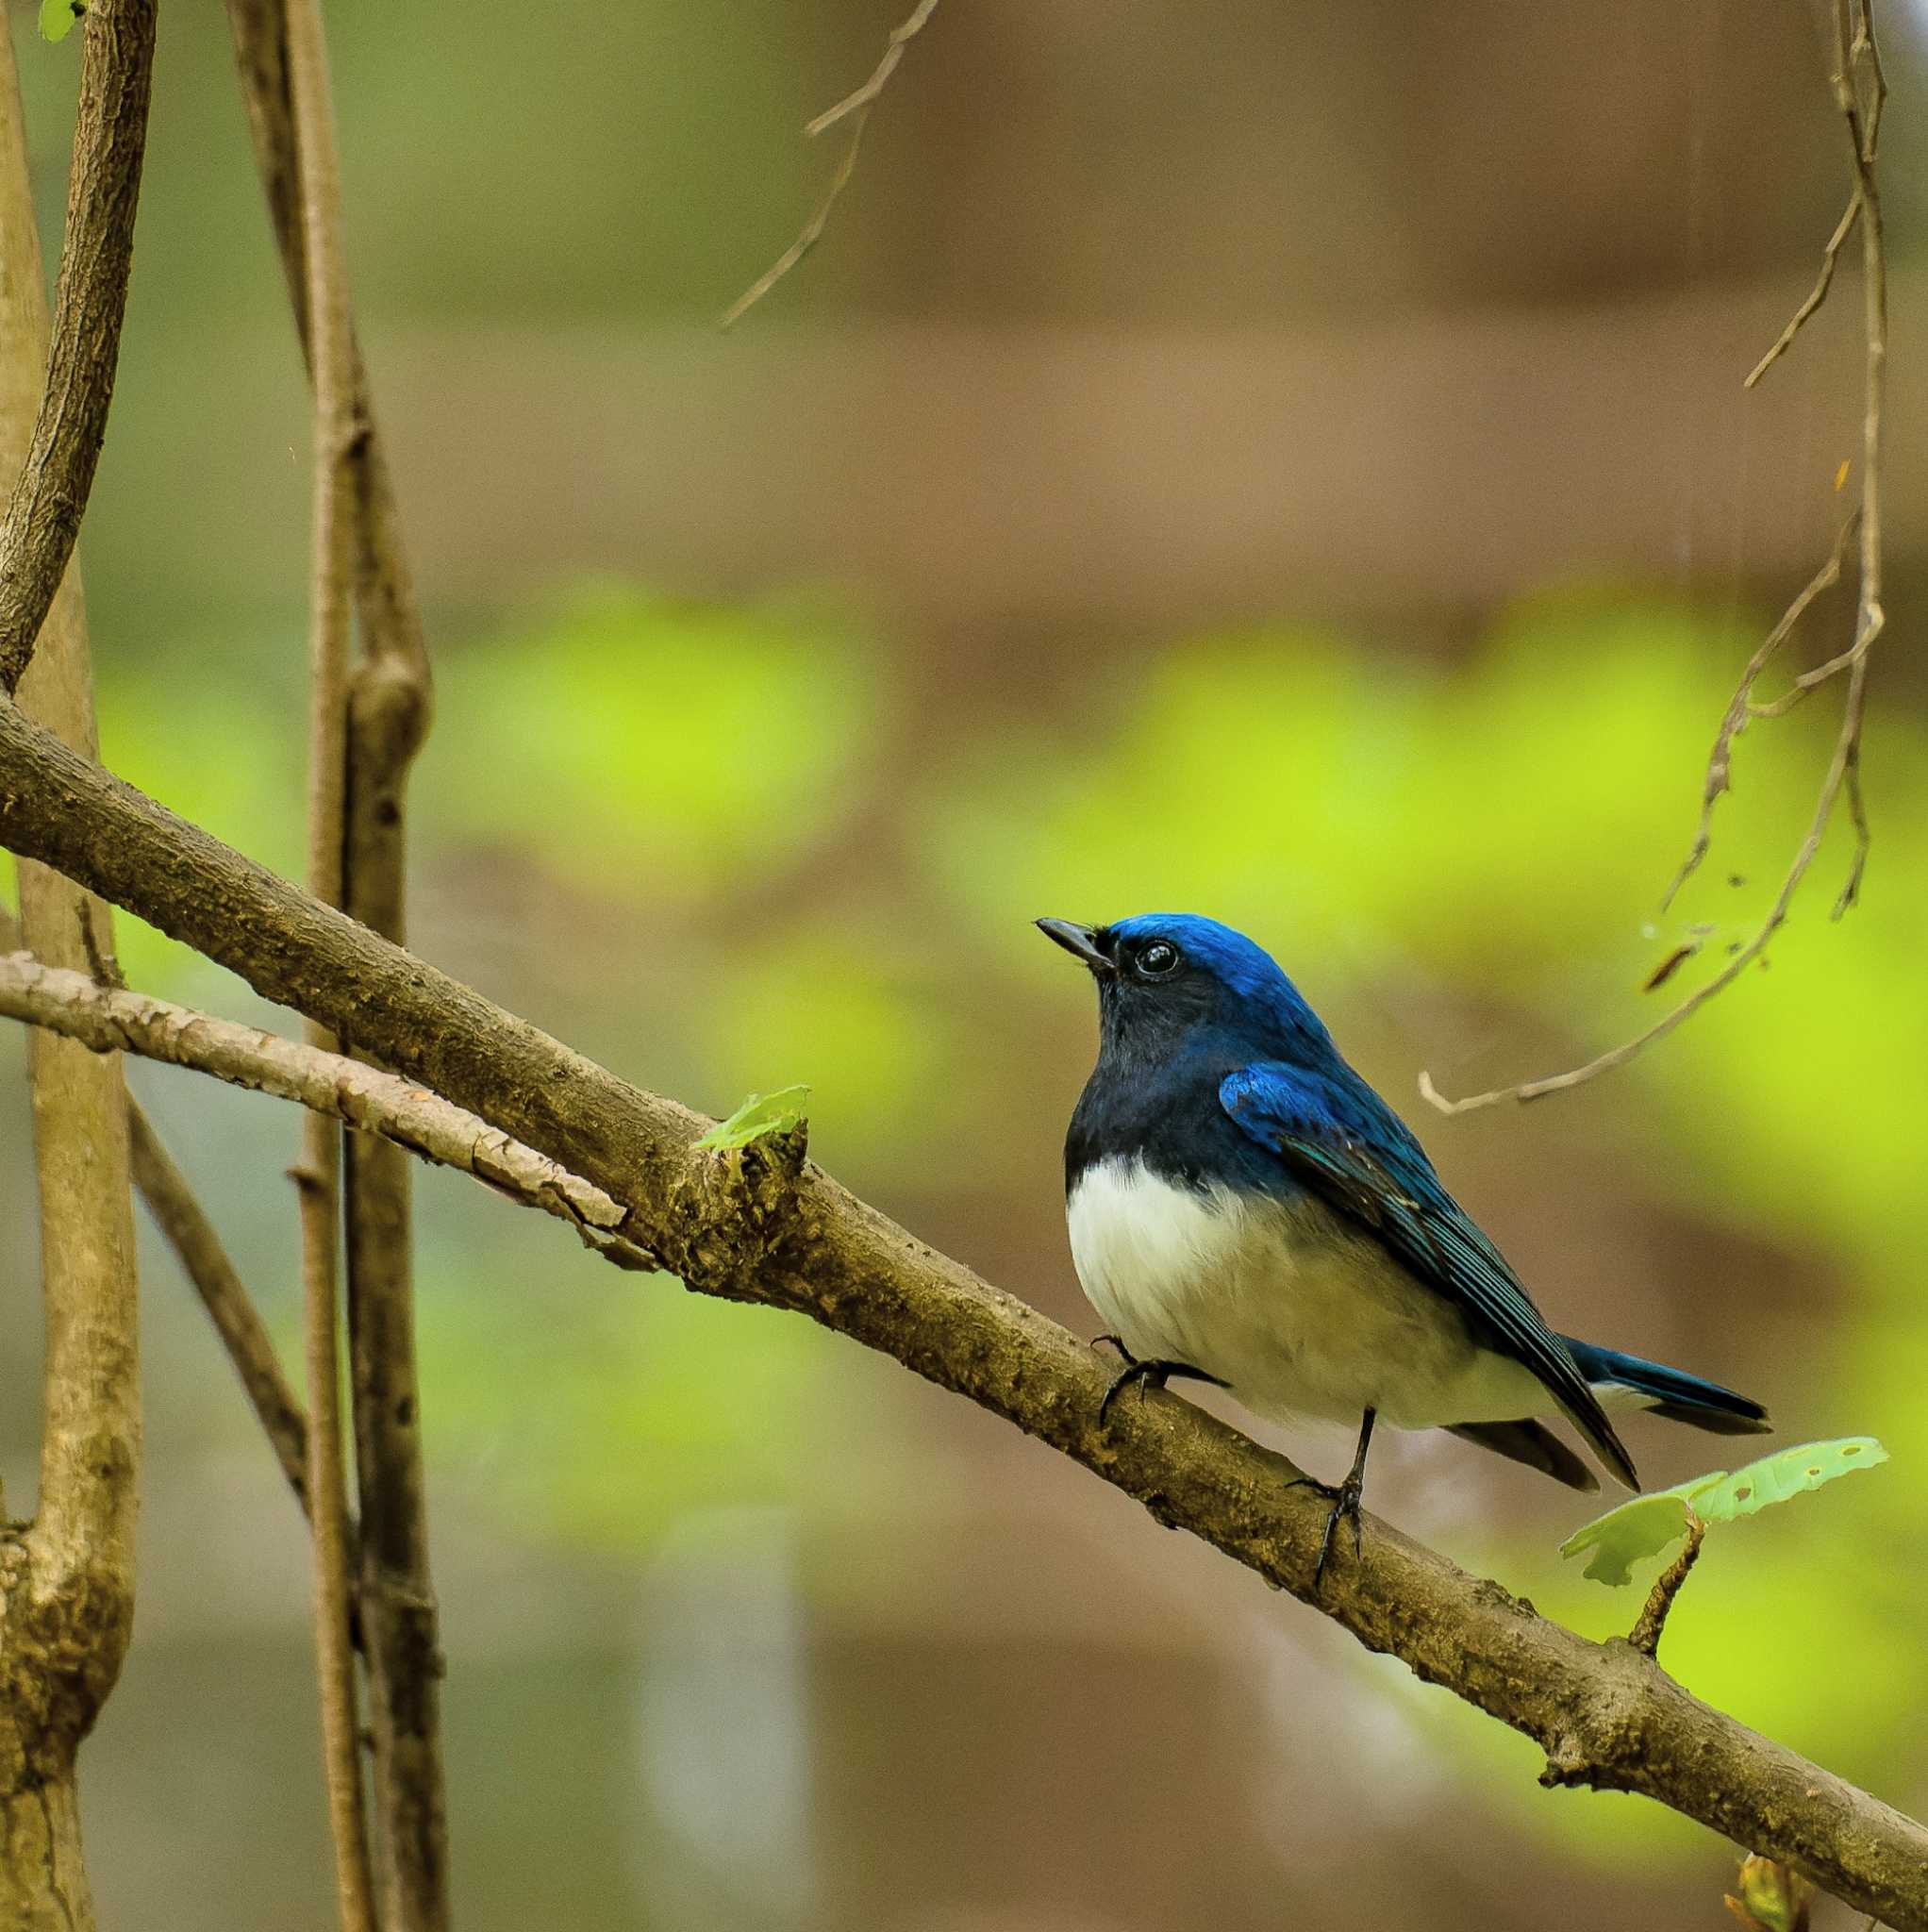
[{"x1": 422, "y1": 585, "x2": 880, "y2": 898}]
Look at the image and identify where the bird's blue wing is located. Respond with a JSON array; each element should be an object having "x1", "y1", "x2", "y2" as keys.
[{"x1": 1219, "y1": 1061, "x2": 1636, "y2": 1486}]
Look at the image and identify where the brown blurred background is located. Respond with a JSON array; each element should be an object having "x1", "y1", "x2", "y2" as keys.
[{"x1": 4, "y1": 0, "x2": 1926, "y2": 1925}]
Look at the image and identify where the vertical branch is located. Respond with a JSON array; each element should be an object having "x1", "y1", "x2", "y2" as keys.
[
  {"x1": 342, "y1": 716, "x2": 445, "y2": 1932},
  {"x1": 282, "y1": 0, "x2": 376, "y2": 1924},
  {"x1": 0, "y1": 22, "x2": 141, "y2": 1928},
  {"x1": 224, "y1": 0, "x2": 432, "y2": 698},
  {"x1": 237, "y1": 0, "x2": 444, "y2": 1918},
  {"x1": 225, "y1": 1, "x2": 445, "y2": 1922}
]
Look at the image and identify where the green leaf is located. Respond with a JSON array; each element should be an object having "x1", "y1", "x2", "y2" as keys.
[
  {"x1": 1688, "y1": 1436, "x2": 1886, "y2": 1523},
  {"x1": 693, "y1": 1084, "x2": 810, "y2": 1151},
  {"x1": 39, "y1": 0, "x2": 83, "y2": 42},
  {"x1": 1558, "y1": 1478, "x2": 1716, "y2": 1587},
  {"x1": 1559, "y1": 1436, "x2": 1888, "y2": 1586}
]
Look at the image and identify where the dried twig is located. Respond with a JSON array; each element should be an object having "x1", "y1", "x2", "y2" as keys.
[
  {"x1": 721, "y1": 0, "x2": 942, "y2": 329},
  {"x1": 1422, "y1": 0, "x2": 1888, "y2": 1117},
  {"x1": 1658, "y1": 517, "x2": 1857, "y2": 913},
  {"x1": 0, "y1": 0, "x2": 157, "y2": 697},
  {"x1": 1629, "y1": 1509, "x2": 1707, "y2": 1658},
  {"x1": 1745, "y1": 191, "x2": 1861, "y2": 391}
]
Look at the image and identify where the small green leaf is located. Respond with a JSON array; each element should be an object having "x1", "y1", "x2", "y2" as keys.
[
  {"x1": 1688, "y1": 1436, "x2": 1886, "y2": 1523},
  {"x1": 693, "y1": 1084, "x2": 810, "y2": 1151},
  {"x1": 1559, "y1": 1436, "x2": 1888, "y2": 1586},
  {"x1": 1558, "y1": 1477, "x2": 1717, "y2": 1587},
  {"x1": 39, "y1": 0, "x2": 83, "y2": 42}
]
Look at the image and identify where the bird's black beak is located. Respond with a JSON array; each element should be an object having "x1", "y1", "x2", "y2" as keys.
[{"x1": 1036, "y1": 917, "x2": 1116, "y2": 975}]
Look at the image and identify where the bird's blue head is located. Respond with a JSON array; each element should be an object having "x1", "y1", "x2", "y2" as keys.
[{"x1": 1036, "y1": 912, "x2": 1340, "y2": 1071}]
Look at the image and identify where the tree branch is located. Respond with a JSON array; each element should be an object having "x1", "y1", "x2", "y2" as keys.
[
  {"x1": 224, "y1": 4, "x2": 445, "y2": 1915},
  {"x1": 2, "y1": 705, "x2": 1924, "y2": 1929},
  {"x1": 0, "y1": 948, "x2": 652, "y2": 1259},
  {"x1": 0, "y1": 25, "x2": 141, "y2": 1922},
  {"x1": 0, "y1": 0, "x2": 157, "y2": 698},
  {"x1": 225, "y1": 0, "x2": 447, "y2": 1912},
  {"x1": 281, "y1": 0, "x2": 374, "y2": 1915}
]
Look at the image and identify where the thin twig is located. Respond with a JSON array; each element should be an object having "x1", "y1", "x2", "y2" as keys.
[
  {"x1": 1423, "y1": 664, "x2": 1872, "y2": 1111},
  {"x1": 127, "y1": 1105, "x2": 313, "y2": 1511},
  {"x1": 720, "y1": 0, "x2": 942, "y2": 329},
  {"x1": 0, "y1": 952, "x2": 651, "y2": 1257},
  {"x1": 283, "y1": 0, "x2": 375, "y2": 1915},
  {"x1": 1630, "y1": 1510, "x2": 1706, "y2": 1657},
  {"x1": 1421, "y1": 3, "x2": 1888, "y2": 1117},
  {"x1": 1835, "y1": 739, "x2": 1869, "y2": 919},
  {"x1": 1745, "y1": 191, "x2": 1860, "y2": 391},
  {"x1": 1659, "y1": 517, "x2": 1857, "y2": 912},
  {"x1": 0, "y1": 0, "x2": 158, "y2": 697}
]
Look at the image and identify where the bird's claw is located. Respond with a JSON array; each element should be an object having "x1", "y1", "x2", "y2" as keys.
[
  {"x1": 1286, "y1": 1472, "x2": 1366, "y2": 1592},
  {"x1": 1098, "y1": 1356, "x2": 1164, "y2": 1427},
  {"x1": 1092, "y1": 1341, "x2": 1228, "y2": 1428}
]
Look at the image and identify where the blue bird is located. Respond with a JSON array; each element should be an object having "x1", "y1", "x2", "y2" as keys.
[{"x1": 1038, "y1": 912, "x2": 1770, "y2": 1584}]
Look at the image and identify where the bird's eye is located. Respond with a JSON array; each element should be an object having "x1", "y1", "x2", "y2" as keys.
[{"x1": 1136, "y1": 941, "x2": 1180, "y2": 977}]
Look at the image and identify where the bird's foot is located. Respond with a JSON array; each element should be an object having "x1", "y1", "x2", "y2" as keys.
[
  {"x1": 1092, "y1": 1341, "x2": 1228, "y2": 1427},
  {"x1": 1283, "y1": 1471, "x2": 1366, "y2": 1592}
]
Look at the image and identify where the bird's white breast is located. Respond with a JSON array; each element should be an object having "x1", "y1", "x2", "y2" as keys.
[
  {"x1": 1067, "y1": 1158, "x2": 1254, "y2": 1345},
  {"x1": 1066, "y1": 1155, "x2": 1548, "y2": 1433}
]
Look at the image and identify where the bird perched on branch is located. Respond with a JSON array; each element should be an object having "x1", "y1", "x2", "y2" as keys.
[{"x1": 1038, "y1": 912, "x2": 1770, "y2": 1587}]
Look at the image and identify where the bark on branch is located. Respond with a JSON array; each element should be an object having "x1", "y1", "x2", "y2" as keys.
[{"x1": 1, "y1": 700, "x2": 1924, "y2": 1929}]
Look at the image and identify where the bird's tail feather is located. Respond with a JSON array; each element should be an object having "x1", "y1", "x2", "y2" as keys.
[
  {"x1": 1448, "y1": 1420, "x2": 1599, "y2": 1491},
  {"x1": 1561, "y1": 1338, "x2": 1770, "y2": 1439}
]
